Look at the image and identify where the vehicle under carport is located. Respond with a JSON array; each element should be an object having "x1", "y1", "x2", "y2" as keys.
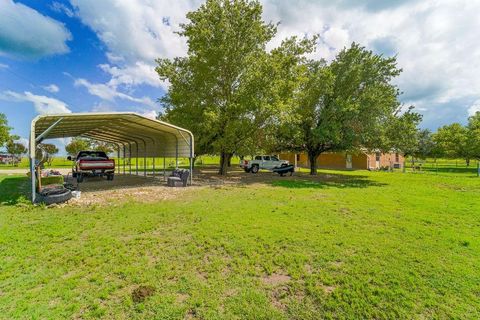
[{"x1": 29, "y1": 112, "x2": 194, "y2": 203}]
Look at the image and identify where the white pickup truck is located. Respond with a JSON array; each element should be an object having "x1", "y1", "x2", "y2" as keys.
[{"x1": 240, "y1": 155, "x2": 289, "y2": 173}]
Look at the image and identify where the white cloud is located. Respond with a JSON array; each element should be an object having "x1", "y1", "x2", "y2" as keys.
[
  {"x1": 0, "y1": 90, "x2": 71, "y2": 114},
  {"x1": 99, "y1": 62, "x2": 168, "y2": 90},
  {"x1": 66, "y1": 0, "x2": 480, "y2": 128},
  {"x1": 468, "y1": 100, "x2": 480, "y2": 117},
  {"x1": 68, "y1": 0, "x2": 198, "y2": 89},
  {"x1": 261, "y1": 0, "x2": 480, "y2": 127},
  {"x1": 42, "y1": 84, "x2": 60, "y2": 93},
  {"x1": 0, "y1": 63, "x2": 8, "y2": 69},
  {"x1": 139, "y1": 110, "x2": 158, "y2": 119},
  {"x1": 74, "y1": 78, "x2": 157, "y2": 108},
  {"x1": 50, "y1": 1, "x2": 75, "y2": 18},
  {"x1": 91, "y1": 102, "x2": 115, "y2": 113},
  {"x1": 0, "y1": 0, "x2": 71, "y2": 59}
]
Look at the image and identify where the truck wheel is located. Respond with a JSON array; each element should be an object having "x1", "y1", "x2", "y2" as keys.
[
  {"x1": 72, "y1": 172, "x2": 77, "y2": 178},
  {"x1": 77, "y1": 174, "x2": 84, "y2": 183},
  {"x1": 244, "y1": 168, "x2": 251, "y2": 173},
  {"x1": 107, "y1": 174, "x2": 114, "y2": 181},
  {"x1": 251, "y1": 165, "x2": 259, "y2": 174}
]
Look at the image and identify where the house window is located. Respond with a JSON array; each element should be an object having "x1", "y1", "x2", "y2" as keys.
[
  {"x1": 296, "y1": 154, "x2": 300, "y2": 161},
  {"x1": 395, "y1": 153, "x2": 399, "y2": 162},
  {"x1": 375, "y1": 152, "x2": 381, "y2": 161}
]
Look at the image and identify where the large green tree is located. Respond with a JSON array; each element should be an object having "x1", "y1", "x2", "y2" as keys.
[
  {"x1": 6, "y1": 138, "x2": 27, "y2": 166},
  {"x1": 0, "y1": 113, "x2": 11, "y2": 149},
  {"x1": 415, "y1": 129, "x2": 437, "y2": 160},
  {"x1": 65, "y1": 138, "x2": 91, "y2": 157},
  {"x1": 156, "y1": 0, "x2": 310, "y2": 174},
  {"x1": 433, "y1": 123, "x2": 472, "y2": 165},
  {"x1": 467, "y1": 112, "x2": 480, "y2": 161},
  {"x1": 282, "y1": 43, "x2": 408, "y2": 174},
  {"x1": 38, "y1": 143, "x2": 59, "y2": 166},
  {"x1": 91, "y1": 140, "x2": 115, "y2": 154},
  {"x1": 385, "y1": 108, "x2": 423, "y2": 161}
]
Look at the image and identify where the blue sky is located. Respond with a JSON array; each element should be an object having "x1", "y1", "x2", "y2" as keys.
[{"x1": 1, "y1": 0, "x2": 480, "y2": 152}]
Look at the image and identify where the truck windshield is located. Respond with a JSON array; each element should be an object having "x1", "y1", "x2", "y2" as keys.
[
  {"x1": 271, "y1": 156, "x2": 279, "y2": 161},
  {"x1": 77, "y1": 151, "x2": 108, "y2": 159}
]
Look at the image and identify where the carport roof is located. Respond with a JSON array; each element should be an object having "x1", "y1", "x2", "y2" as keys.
[{"x1": 30, "y1": 112, "x2": 194, "y2": 158}]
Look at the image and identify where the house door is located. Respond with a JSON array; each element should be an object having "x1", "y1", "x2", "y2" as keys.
[
  {"x1": 375, "y1": 152, "x2": 381, "y2": 168},
  {"x1": 346, "y1": 154, "x2": 352, "y2": 169}
]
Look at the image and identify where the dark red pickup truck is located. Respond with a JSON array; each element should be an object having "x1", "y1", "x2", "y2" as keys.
[{"x1": 68, "y1": 151, "x2": 115, "y2": 183}]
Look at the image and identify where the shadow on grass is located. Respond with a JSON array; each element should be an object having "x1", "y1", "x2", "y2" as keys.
[
  {"x1": 0, "y1": 176, "x2": 30, "y2": 206},
  {"x1": 195, "y1": 165, "x2": 388, "y2": 189},
  {"x1": 270, "y1": 173, "x2": 387, "y2": 189}
]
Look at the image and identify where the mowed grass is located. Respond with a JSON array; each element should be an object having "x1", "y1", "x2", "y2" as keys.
[{"x1": 0, "y1": 169, "x2": 479, "y2": 319}]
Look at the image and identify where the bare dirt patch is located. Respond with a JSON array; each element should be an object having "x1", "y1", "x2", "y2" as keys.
[
  {"x1": 132, "y1": 285, "x2": 155, "y2": 303},
  {"x1": 262, "y1": 273, "x2": 291, "y2": 286},
  {"x1": 64, "y1": 174, "x2": 191, "y2": 206},
  {"x1": 175, "y1": 293, "x2": 189, "y2": 303},
  {"x1": 51, "y1": 165, "x2": 364, "y2": 206},
  {"x1": 320, "y1": 284, "x2": 336, "y2": 294}
]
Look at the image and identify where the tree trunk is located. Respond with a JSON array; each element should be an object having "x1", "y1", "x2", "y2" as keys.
[
  {"x1": 308, "y1": 151, "x2": 319, "y2": 175},
  {"x1": 219, "y1": 152, "x2": 229, "y2": 175},
  {"x1": 466, "y1": 159, "x2": 470, "y2": 167},
  {"x1": 227, "y1": 153, "x2": 233, "y2": 167}
]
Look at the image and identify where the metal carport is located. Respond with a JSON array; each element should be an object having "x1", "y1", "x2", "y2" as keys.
[{"x1": 29, "y1": 112, "x2": 194, "y2": 203}]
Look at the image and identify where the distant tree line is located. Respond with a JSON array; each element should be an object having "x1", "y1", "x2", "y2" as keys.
[
  {"x1": 65, "y1": 138, "x2": 115, "y2": 157},
  {"x1": 408, "y1": 112, "x2": 480, "y2": 166},
  {"x1": 0, "y1": 113, "x2": 28, "y2": 166}
]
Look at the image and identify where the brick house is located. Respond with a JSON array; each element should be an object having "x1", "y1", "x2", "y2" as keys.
[{"x1": 278, "y1": 151, "x2": 404, "y2": 170}]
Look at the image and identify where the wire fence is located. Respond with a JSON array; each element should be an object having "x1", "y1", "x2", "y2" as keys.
[{"x1": 403, "y1": 158, "x2": 480, "y2": 176}]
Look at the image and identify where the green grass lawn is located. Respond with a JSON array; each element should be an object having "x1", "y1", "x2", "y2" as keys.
[{"x1": 0, "y1": 169, "x2": 479, "y2": 319}]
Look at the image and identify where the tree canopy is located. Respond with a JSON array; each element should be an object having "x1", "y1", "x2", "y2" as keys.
[
  {"x1": 6, "y1": 138, "x2": 27, "y2": 166},
  {"x1": 0, "y1": 113, "x2": 11, "y2": 149},
  {"x1": 65, "y1": 138, "x2": 91, "y2": 157},
  {"x1": 278, "y1": 43, "x2": 412, "y2": 174},
  {"x1": 433, "y1": 123, "x2": 471, "y2": 164},
  {"x1": 157, "y1": 0, "x2": 312, "y2": 174},
  {"x1": 38, "y1": 143, "x2": 59, "y2": 166}
]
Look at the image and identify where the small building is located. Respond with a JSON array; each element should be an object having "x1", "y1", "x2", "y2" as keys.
[{"x1": 278, "y1": 151, "x2": 404, "y2": 170}]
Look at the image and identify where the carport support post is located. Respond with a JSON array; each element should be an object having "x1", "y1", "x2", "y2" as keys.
[
  {"x1": 30, "y1": 155, "x2": 35, "y2": 203},
  {"x1": 189, "y1": 135, "x2": 193, "y2": 185},
  {"x1": 123, "y1": 145, "x2": 126, "y2": 175},
  {"x1": 144, "y1": 156, "x2": 147, "y2": 177},
  {"x1": 128, "y1": 143, "x2": 132, "y2": 175},
  {"x1": 136, "y1": 143, "x2": 139, "y2": 176},
  {"x1": 175, "y1": 142, "x2": 178, "y2": 169},
  {"x1": 117, "y1": 146, "x2": 120, "y2": 174},
  {"x1": 152, "y1": 157, "x2": 155, "y2": 178},
  {"x1": 163, "y1": 157, "x2": 166, "y2": 181}
]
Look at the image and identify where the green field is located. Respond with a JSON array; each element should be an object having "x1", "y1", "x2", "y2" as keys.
[{"x1": 0, "y1": 168, "x2": 479, "y2": 319}]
